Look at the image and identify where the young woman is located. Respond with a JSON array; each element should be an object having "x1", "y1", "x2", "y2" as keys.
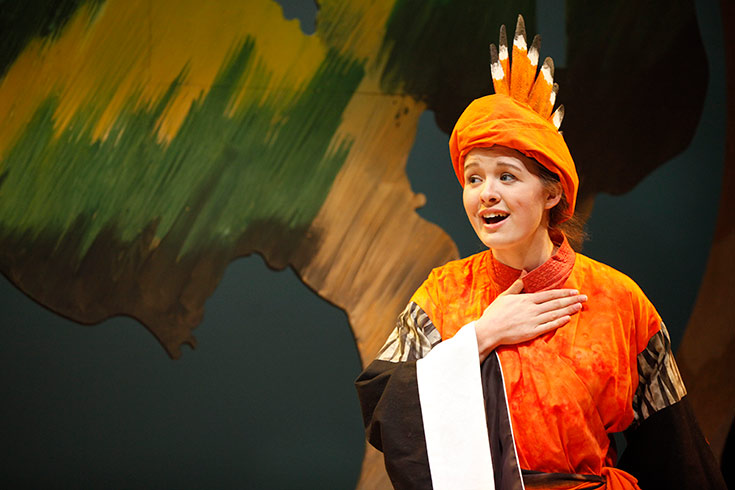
[{"x1": 355, "y1": 17, "x2": 724, "y2": 490}]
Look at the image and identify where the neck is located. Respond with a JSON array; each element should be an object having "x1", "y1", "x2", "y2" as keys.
[{"x1": 492, "y1": 228, "x2": 556, "y2": 271}]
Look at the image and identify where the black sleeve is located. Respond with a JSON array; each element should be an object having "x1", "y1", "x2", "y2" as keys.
[
  {"x1": 355, "y1": 359, "x2": 432, "y2": 490},
  {"x1": 619, "y1": 396, "x2": 726, "y2": 490},
  {"x1": 620, "y1": 323, "x2": 726, "y2": 489},
  {"x1": 354, "y1": 302, "x2": 439, "y2": 489}
]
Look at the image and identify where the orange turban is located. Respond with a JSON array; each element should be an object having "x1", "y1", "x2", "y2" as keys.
[{"x1": 449, "y1": 94, "x2": 579, "y2": 218}]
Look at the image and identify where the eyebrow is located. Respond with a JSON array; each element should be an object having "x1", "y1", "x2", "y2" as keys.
[
  {"x1": 496, "y1": 161, "x2": 524, "y2": 172},
  {"x1": 463, "y1": 160, "x2": 524, "y2": 172}
]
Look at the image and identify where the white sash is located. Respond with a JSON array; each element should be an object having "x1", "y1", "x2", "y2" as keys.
[{"x1": 416, "y1": 322, "x2": 496, "y2": 490}]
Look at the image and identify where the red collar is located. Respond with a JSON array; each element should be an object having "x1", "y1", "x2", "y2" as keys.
[{"x1": 487, "y1": 234, "x2": 576, "y2": 293}]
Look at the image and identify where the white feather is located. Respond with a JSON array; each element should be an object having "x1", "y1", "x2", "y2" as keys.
[{"x1": 491, "y1": 62, "x2": 505, "y2": 81}]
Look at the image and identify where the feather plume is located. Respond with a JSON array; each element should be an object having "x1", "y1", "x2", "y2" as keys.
[
  {"x1": 490, "y1": 44, "x2": 509, "y2": 95},
  {"x1": 551, "y1": 105, "x2": 565, "y2": 130},
  {"x1": 509, "y1": 16, "x2": 535, "y2": 103},
  {"x1": 528, "y1": 35, "x2": 541, "y2": 69},
  {"x1": 498, "y1": 24, "x2": 510, "y2": 88},
  {"x1": 528, "y1": 57, "x2": 555, "y2": 117},
  {"x1": 490, "y1": 14, "x2": 565, "y2": 130}
]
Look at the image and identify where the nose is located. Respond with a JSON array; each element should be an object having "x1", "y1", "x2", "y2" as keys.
[{"x1": 479, "y1": 179, "x2": 500, "y2": 204}]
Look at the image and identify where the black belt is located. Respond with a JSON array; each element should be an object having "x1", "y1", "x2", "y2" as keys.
[{"x1": 522, "y1": 469, "x2": 606, "y2": 489}]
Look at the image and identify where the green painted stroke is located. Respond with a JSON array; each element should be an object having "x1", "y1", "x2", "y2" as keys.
[
  {"x1": 0, "y1": 38, "x2": 365, "y2": 258},
  {"x1": 0, "y1": 0, "x2": 106, "y2": 76},
  {"x1": 379, "y1": 0, "x2": 536, "y2": 97}
]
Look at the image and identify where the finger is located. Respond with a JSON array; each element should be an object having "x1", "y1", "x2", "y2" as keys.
[
  {"x1": 537, "y1": 315, "x2": 571, "y2": 333},
  {"x1": 502, "y1": 278, "x2": 525, "y2": 296},
  {"x1": 528, "y1": 288, "x2": 583, "y2": 304},
  {"x1": 536, "y1": 303, "x2": 582, "y2": 324},
  {"x1": 536, "y1": 294, "x2": 587, "y2": 313}
]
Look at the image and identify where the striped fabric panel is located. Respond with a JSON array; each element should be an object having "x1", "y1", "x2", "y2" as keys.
[
  {"x1": 632, "y1": 322, "x2": 687, "y2": 424},
  {"x1": 376, "y1": 302, "x2": 442, "y2": 362}
]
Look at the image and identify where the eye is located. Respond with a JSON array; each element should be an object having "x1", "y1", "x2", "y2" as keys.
[
  {"x1": 499, "y1": 172, "x2": 516, "y2": 182},
  {"x1": 466, "y1": 174, "x2": 482, "y2": 185}
]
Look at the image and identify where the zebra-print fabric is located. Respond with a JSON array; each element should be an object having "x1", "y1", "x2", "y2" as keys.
[
  {"x1": 632, "y1": 322, "x2": 687, "y2": 424},
  {"x1": 376, "y1": 302, "x2": 442, "y2": 362}
]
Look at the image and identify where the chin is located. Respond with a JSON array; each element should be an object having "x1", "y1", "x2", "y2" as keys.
[
  {"x1": 476, "y1": 232, "x2": 513, "y2": 251},
  {"x1": 482, "y1": 239, "x2": 518, "y2": 252},
  {"x1": 476, "y1": 228, "x2": 533, "y2": 254}
]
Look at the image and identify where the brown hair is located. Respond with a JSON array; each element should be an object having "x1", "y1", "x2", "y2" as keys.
[{"x1": 535, "y1": 163, "x2": 587, "y2": 249}]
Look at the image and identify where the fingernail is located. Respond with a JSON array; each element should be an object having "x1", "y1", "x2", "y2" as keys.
[{"x1": 580, "y1": 294, "x2": 588, "y2": 301}]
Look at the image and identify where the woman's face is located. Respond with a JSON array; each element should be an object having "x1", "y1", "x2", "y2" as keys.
[{"x1": 462, "y1": 146, "x2": 560, "y2": 257}]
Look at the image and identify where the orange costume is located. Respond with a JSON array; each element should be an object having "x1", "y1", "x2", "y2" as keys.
[
  {"x1": 356, "y1": 234, "x2": 724, "y2": 488},
  {"x1": 409, "y1": 235, "x2": 669, "y2": 489},
  {"x1": 356, "y1": 16, "x2": 724, "y2": 490}
]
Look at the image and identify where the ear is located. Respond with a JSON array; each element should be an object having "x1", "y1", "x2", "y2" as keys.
[{"x1": 544, "y1": 183, "x2": 562, "y2": 210}]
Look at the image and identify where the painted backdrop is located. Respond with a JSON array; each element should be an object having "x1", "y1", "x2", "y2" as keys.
[{"x1": 0, "y1": 0, "x2": 731, "y2": 488}]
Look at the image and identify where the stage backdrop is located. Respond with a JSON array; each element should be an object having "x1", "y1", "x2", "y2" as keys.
[{"x1": 0, "y1": 0, "x2": 731, "y2": 488}]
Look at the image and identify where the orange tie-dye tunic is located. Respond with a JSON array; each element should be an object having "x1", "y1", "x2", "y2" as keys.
[{"x1": 410, "y1": 238, "x2": 659, "y2": 489}]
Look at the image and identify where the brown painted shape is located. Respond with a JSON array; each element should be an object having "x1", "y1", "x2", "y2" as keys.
[
  {"x1": 290, "y1": 77, "x2": 458, "y2": 489},
  {"x1": 676, "y1": 0, "x2": 735, "y2": 463}
]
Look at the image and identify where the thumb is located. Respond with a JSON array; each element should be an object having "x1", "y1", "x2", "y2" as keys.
[{"x1": 502, "y1": 278, "x2": 524, "y2": 295}]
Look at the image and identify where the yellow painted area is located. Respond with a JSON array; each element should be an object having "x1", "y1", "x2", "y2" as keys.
[
  {"x1": 0, "y1": 0, "x2": 151, "y2": 156},
  {"x1": 0, "y1": 40, "x2": 46, "y2": 163},
  {"x1": 0, "y1": 0, "x2": 334, "y2": 161},
  {"x1": 146, "y1": 0, "x2": 329, "y2": 140}
]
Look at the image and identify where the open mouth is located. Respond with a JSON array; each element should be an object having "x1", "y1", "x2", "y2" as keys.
[{"x1": 482, "y1": 212, "x2": 509, "y2": 225}]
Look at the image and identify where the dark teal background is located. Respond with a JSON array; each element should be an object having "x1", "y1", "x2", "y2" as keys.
[{"x1": 0, "y1": 0, "x2": 726, "y2": 488}]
